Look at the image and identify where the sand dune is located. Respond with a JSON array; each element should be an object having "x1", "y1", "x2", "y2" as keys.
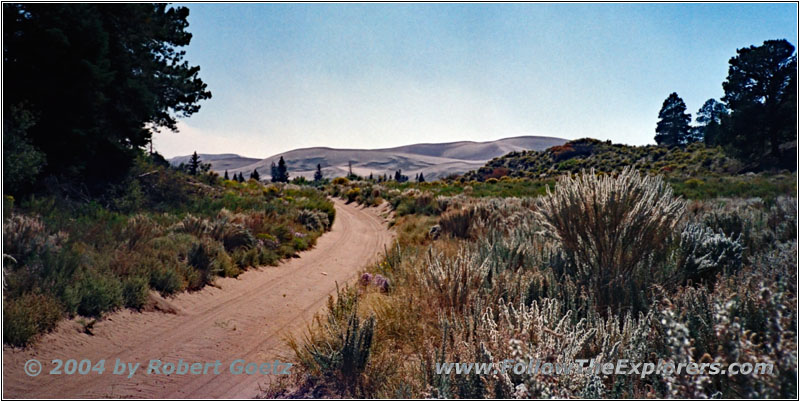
[{"x1": 169, "y1": 135, "x2": 566, "y2": 180}]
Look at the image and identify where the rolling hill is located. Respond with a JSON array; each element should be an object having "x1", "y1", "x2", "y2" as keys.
[{"x1": 169, "y1": 136, "x2": 567, "y2": 180}]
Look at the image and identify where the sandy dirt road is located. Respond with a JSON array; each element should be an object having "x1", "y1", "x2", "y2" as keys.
[{"x1": 3, "y1": 199, "x2": 394, "y2": 398}]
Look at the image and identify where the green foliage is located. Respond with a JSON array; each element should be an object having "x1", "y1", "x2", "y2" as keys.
[
  {"x1": 122, "y1": 276, "x2": 150, "y2": 309},
  {"x1": 3, "y1": 293, "x2": 63, "y2": 347},
  {"x1": 302, "y1": 287, "x2": 376, "y2": 396},
  {"x1": 464, "y1": 139, "x2": 743, "y2": 182},
  {"x1": 3, "y1": 104, "x2": 46, "y2": 195},
  {"x1": 2, "y1": 157, "x2": 334, "y2": 345},
  {"x1": 4, "y1": 3, "x2": 211, "y2": 188},
  {"x1": 64, "y1": 270, "x2": 123, "y2": 317}
]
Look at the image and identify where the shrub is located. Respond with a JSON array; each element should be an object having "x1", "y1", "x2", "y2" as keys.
[
  {"x1": 121, "y1": 276, "x2": 150, "y2": 309},
  {"x1": 297, "y1": 209, "x2": 329, "y2": 231},
  {"x1": 332, "y1": 177, "x2": 350, "y2": 185},
  {"x1": 535, "y1": 167, "x2": 685, "y2": 312},
  {"x1": 3, "y1": 293, "x2": 63, "y2": 346},
  {"x1": 171, "y1": 214, "x2": 211, "y2": 237},
  {"x1": 149, "y1": 264, "x2": 184, "y2": 296},
  {"x1": 187, "y1": 239, "x2": 225, "y2": 289},
  {"x1": 212, "y1": 222, "x2": 256, "y2": 251},
  {"x1": 676, "y1": 223, "x2": 743, "y2": 283},
  {"x1": 438, "y1": 207, "x2": 474, "y2": 239},
  {"x1": 64, "y1": 271, "x2": 123, "y2": 317},
  {"x1": 3, "y1": 213, "x2": 67, "y2": 266},
  {"x1": 302, "y1": 290, "x2": 376, "y2": 396},
  {"x1": 121, "y1": 214, "x2": 160, "y2": 250},
  {"x1": 346, "y1": 187, "x2": 361, "y2": 203}
]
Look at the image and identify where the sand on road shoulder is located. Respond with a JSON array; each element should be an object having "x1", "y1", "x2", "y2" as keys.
[{"x1": 3, "y1": 198, "x2": 394, "y2": 398}]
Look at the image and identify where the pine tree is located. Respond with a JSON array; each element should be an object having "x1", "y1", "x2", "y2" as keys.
[
  {"x1": 270, "y1": 162, "x2": 278, "y2": 182},
  {"x1": 188, "y1": 151, "x2": 201, "y2": 176},
  {"x1": 224, "y1": 170, "x2": 229, "y2": 180},
  {"x1": 695, "y1": 99, "x2": 728, "y2": 146},
  {"x1": 418, "y1": 172, "x2": 425, "y2": 182},
  {"x1": 314, "y1": 163, "x2": 323, "y2": 182},
  {"x1": 720, "y1": 39, "x2": 796, "y2": 168},
  {"x1": 250, "y1": 169, "x2": 260, "y2": 181},
  {"x1": 655, "y1": 93, "x2": 692, "y2": 147},
  {"x1": 272, "y1": 156, "x2": 289, "y2": 183},
  {"x1": 237, "y1": 172, "x2": 245, "y2": 182}
]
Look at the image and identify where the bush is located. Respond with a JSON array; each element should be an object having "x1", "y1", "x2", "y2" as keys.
[
  {"x1": 676, "y1": 223, "x2": 743, "y2": 283},
  {"x1": 346, "y1": 187, "x2": 361, "y2": 203},
  {"x1": 297, "y1": 209, "x2": 329, "y2": 231},
  {"x1": 302, "y1": 291, "x2": 375, "y2": 396},
  {"x1": 535, "y1": 167, "x2": 685, "y2": 312},
  {"x1": 149, "y1": 264, "x2": 184, "y2": 296},
  {"x1": 64, "y1": 271, "x2": 123, "y2": 317},
  {"x1": 438, "y1": 207, "x2": 474, "y2": 239},
  {"x1": 121, "y1": 276, "x2": 150, "y2": 309},
  {"x1": 3, "y1": 293, "x2": 63, "y2": 346},
  {"x1": 187, "y1": 239, "x2": 225, "y2": 289}
]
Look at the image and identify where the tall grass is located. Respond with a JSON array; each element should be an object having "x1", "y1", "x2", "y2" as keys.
[{"x1": 280, "y1": 167, "x2": 796, "y2": 398}]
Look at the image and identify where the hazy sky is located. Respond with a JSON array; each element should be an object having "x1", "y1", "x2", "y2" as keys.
[{"x1": 153, "y1": 3, "x2": 798, "y2": 158}]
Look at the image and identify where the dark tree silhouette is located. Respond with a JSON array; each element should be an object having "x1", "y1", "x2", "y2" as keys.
[
  {"x1": 655, "y1": 93, "x2": 692, "y2": 147},
  {"x1": 3, "y1": 4, "x2": 211, "y2": 190},
  {"x1": 250, "y1": 169, "x2": 260, "y2": 181},
  {"x1": 271, "y1": 156, "x2": 289, "y2": 182},
  {"x1": 188, "y1": 151, "x2": 201, "y2": 176},
  {"x1": 394, "y1": 169, "x2": 408, "y2": 183},
  {"x1": 720, "y1": 39, "x2": 796, "y2": 168},
  {"x1": 314, "y1": 163, "x2": 323, "y2": 182},
  {"x1": 224, "y1": 170, "x2": 230, "y2": 180},
  {"x1": 695, "y1": 99, "x2": 728, "y2": 146},
  {"x1": 418, "y1": 172, "x2": 425, "y2": 182}
]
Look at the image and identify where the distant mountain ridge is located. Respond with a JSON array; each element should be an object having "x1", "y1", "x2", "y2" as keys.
[{"x1": 168, "y1": 135, "x2": 567, "y2": 180}]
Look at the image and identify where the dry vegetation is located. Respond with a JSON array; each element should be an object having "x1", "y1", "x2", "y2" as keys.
[
  {"x1": 2, "y1": 158, "x2": 335, "y2": 346},
  {"x1": 270, "y1": 168, "x2": 797, "y2": 399}
]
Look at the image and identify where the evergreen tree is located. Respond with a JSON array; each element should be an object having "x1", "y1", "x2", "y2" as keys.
[
  {"x1": 250, "y1": 169, "x2": 260, "y2": 181},
  {"x1": 695, "y1": 99, "x2": 728, "y2": 146},
  {"x1": 655, "y1": 93, "x2": 692, "y2": 147},
  {"x1": 188, "y1": 151, "x2": 201, "y2": 176},
  {"x1": 272, "y1": 156, "x2": 289, "y2": 183},
  {"x1": 394, "y1": 169, "x2": 408, "y2": 183},
  {"x1": 224, "y1": 170, "x2": 229, "y2": 180},
  {"x1": 237, "y1": 172, "x2": 245, "y2": 182},
  {"x1": 720, "y1": 39, "x2": 797, "y2": 168},
  {"x1": 418, "y1": 172, "x2": 425, "y2": 182},
  {"x1": 270, "y1": 162, "x2": 278, "y2": 182},
  {"x1": 314, "y1": 163, "x2": 323, "y2": 182},
  {"x1": 3, "y1": 4, "x2": 211, "y2": 189},
  {"x1": 368, "y1": 172, "x2": 373, "y2": 181}
]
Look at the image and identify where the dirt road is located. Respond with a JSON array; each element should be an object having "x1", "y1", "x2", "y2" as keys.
[{"x1": 3, "y1": 199, "x2": 394, "y2": 398}]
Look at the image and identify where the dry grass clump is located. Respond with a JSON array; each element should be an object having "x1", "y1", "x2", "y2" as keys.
[
  {"x1": 535, "y1": 167, "x2": 685, "y2": 312},
  {"x1": 438, "y1": 207, "x2": 474, "y2": 239}
]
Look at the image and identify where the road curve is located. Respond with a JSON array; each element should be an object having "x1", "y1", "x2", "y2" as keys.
[{"x1": 3, "y1": 198, "x2": 394, "y2": 398}]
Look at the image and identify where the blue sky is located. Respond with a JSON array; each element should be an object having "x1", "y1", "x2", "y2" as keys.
[{"x1": 153, "y1": 3, "x2": 798, "y2": 158}]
